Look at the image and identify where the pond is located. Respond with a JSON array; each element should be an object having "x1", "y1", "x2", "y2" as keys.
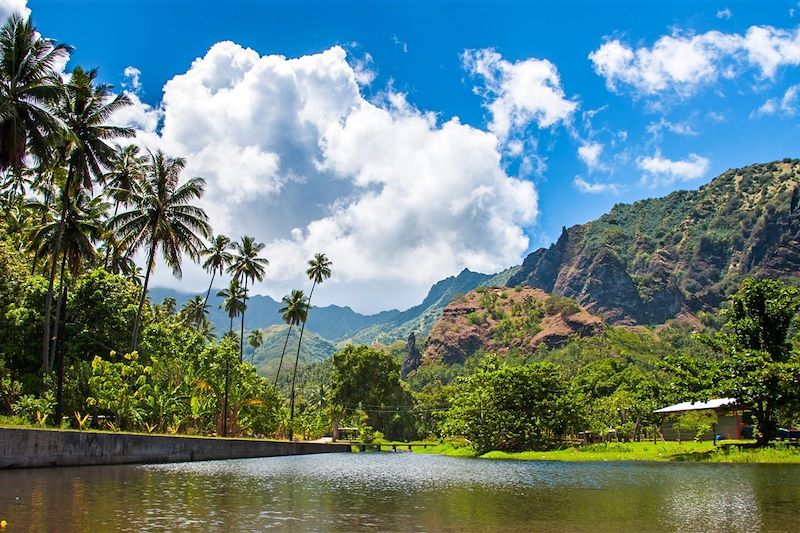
[{"x1": 1, "y1": 452, "x2": 799, "y2": 531}]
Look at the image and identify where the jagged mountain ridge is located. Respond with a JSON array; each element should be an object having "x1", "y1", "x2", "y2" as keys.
[{"x1": 508, "y1": 159, "x2": 800, "y2": 324}]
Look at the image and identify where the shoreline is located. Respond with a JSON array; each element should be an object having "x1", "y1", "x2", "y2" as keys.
[{"x1": 414, "y1": 441, "x2": 800, "y2": 464}]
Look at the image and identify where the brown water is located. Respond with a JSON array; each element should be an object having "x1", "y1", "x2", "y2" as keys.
[{"x1": 1, "y1": 453, "x2": 799, "y2": 532}]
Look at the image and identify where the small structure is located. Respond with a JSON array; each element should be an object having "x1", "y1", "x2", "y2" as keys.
[{"x1": 654, "y1": 398, "x2": 751, "y2": 441}]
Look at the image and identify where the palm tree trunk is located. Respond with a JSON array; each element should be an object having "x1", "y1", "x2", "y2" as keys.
[
  {"x1": 200, "y1": 269, "x2": 217, "y2": 326},
  {"x1": 103, "y1": 201, "x2": 120, "y2": 269},
  {"x1": 273, "y1": 325, "x2": 293, "y2": 386},
  {"x1": 53, "y1": 283, "x2": 69, "y2": 427},
  {"x1": 132, "y1": 240, "x2": 157, "y2": 351},
  {"x1": 41, "y1": 170, "x2": 74, "y2": 372},
  {"x1": 223, "y1": 314, "x2": 234, "y2": 437},
  {"x1": 31, "y1": 188, "x2": 52, "y2": 276},
  {"x1": 239, "y1": 278, "x2": 248, "y2": 362},
  {"x1": 49, "y1": 250, "x2": 68, "y2": 370},
  {"x1": 288, "y1": 281, "x2": 316, "y2": 442}
]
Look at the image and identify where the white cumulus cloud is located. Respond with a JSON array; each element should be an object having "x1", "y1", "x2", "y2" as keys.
[
  {"x1": 589, "y1": 25, "x2": 800, "y2": 97},
  {"x1": 637, "y1": 152, "x2": 710, "y2": 186},
  {"x1": 0, "y1": 0, "x2": 29, "y2": 21},
  {"x1": 113, "y1": 42, "x2": 538, "y2": 313},
  {"x1": 751, "y1": 84, "x2": 800, "y2": 117},
  {"x1": 573, "y1": 176, "x2": 621, "y2": 195},
  {"x1": 717, "y1": 7, "x2": 732, "y2": 20},
  {"x1": 577, "y1": 141, "x2": 603, "y2": 170},
  {"x1": 463, "y1": 48, "x2": 577, "y2": 140}
]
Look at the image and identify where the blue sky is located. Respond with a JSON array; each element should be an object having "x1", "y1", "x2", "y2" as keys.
[{"x1": 16, "y1": 0, "x2": 800, "y2": 312}]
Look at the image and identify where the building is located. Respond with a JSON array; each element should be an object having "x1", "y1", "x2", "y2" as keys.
[{"x1": 654, "y1": 398, "x2": 751, "y2": 441}]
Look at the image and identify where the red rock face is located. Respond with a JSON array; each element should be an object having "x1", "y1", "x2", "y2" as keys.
[{"x1": 422, "y1": 287, "x2": 605, "y2": 365}]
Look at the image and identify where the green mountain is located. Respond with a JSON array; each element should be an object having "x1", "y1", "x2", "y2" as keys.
[
  {"x1": 508, "y1": 159, "x2": 800, "y2": 324},
  {"x1": 248, "y1": 324, "x2": 337, "y2": 378}
]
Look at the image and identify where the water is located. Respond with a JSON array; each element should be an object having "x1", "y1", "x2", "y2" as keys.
[{"x1": 1, "y1": 453, "x2": 799, "y2": 532}]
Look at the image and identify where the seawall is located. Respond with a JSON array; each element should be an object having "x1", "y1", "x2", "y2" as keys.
[{"x1": 0, "y1": 427, "x2": 349, "y2": 468}]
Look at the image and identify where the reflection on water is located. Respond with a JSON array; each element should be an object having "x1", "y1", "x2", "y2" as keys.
[{"x1": 1, "y1": 453, "x2": 800, "y2": 532}]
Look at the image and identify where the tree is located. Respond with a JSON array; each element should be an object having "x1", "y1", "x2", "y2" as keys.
[
  {"x1": 274, "y1": 289, "x2": 308, "y2": 385},
  {"x1": 0, "y1": 14, "x2": 70, "y2": 173},
  {"x1": 102, "y1": 144, "x2": 144, "y2": 266},
  {"x1": 41, "y1": 66, "x2": 132, "y2": 372},
  {"x1": 445, "y1": 357, "x2": 581, "y2": 454},
  {"x1": 711, "y1": 278, "x2": 800, "y2": 446},
  {"x1": 228, "y1": 236, "x2": 268, "y2": 361},
  {"x1": 217, "y1": 278, "x2": 246, "y2": 437},
  {"x1": 199, "y1": 234, "x2": 231, "y2": 324},
  {"x1": 247, "y1": 329, "x2": 263, "y2": 361},
  {"x1": 111, "y1": 150, "x2": 211, "y2": 350},
  {"x1": 180, "y1": 295, "x2": 209, "y2": 329},
  {"x1": 330, "y1": 344, "x2": 413, "y2": 441},
  {"x1": 289, "y1": 253, "x2": 332, "y2": 440}
]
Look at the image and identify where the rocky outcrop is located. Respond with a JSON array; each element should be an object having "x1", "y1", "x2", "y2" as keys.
[
  {"x1": 423, "y1": 287, "x2": 605, "y2": 365},
  {"x1": 508, "y1": 160, "x2": 800, "y2": 324},
  {"x1": 402, "y1": 332, "x2": 422, "y2": 378}
]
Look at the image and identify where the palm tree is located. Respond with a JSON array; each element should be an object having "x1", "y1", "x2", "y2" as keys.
[
  {"x1": 200, "y1": 234, "x2": 232, "y2": 325},
  {"x1": 289, "y1": 253, "x2": 332, "y2": 441},
  {"x1": 103, "y1": 144, "x2": 144, "y2": 266},
  {"x1": 30, "y1": 191, "x2": 107, "y2": 422},
  {"x1": 41, "y1": 66, "x2": 132, "y2": 371},
  {"x1": 111, "y1": 150, "x2": 211, "y2": 350},
  {"x1": 217, "y1": 278, "x2": 246, "y2": 437},
  {"x1": 247, "y1": 329, "x2": 263, "y2": 362},
  {"x1": 218, "y1": 278, "x2": 246, "y2": 337},
  {"x1": 181, "y1": 295, "x2": 209, "y2": 328},
  {"x1": 228, "y1": 236, "x2": 268, "y2": 361},
  {"x1": 274, "y1": 289, "x2": 308, "y2": 386},
  {"x1": 0, "y1": 14, "x2": 71, "y2": 173}
]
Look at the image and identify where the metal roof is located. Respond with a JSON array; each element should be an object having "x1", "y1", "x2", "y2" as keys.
[{"x1": 653, "y1": 398, "x2": 738, "y2": 414}]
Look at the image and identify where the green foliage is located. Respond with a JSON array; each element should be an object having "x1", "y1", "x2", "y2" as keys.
[
  {"x1": 444, "y1": 357, "x2": 581, "y2": 454},
  {"x1": 673, "y1": 410, "x2": 718, "y2": 441},
  {"x1": 13, "y1": 390, "x2": 55, "y2": 425}
]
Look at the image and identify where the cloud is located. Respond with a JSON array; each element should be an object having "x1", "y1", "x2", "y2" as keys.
[
  {"x1": 0, "y1": 0, "x2": 29, "y2": 21},
  {"x1": 717, "y1": 7, "x2": 732, "y2": 20},
  {"x1": 577, "y1": 142, "x2": 603, "y2": 170},
  {"x1": 646, "y1": 117, "x2": 698, "y2": 139},
  {"x1": 462, "y1": 48, "x2": 577, "y2": 140},
  {"x1": 637, "y1": 152, "x2": 710, "y2": 186},
  {"x1": 392, "y1": 35, "x2": 408, "y2": 53},
  {"x1": 751, "y1": 84, "x2": 800, "y2": 117},
  {"x1": 573, "y1": 176, "x2": 621, "y2": 195},
  {"x1": 122, "y1": 66, "x2": 142, "y2": 93},
  {"x1": 115, "y1": 42, "x2": 538, "y2": 313},
  {"x1": 589, "y1": 25, "x2": 800, "y2": 97}
]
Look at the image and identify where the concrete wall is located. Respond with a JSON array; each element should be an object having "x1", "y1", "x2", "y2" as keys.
[{"x1": 0, "y1": 427, "x2": 349, "y2": 469}]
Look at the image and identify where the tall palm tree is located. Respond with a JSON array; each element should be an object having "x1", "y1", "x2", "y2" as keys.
[
  {"x1": 41, "y1": 66, "x2": 132, "y2": 371},
  {"x1": 0, "y1": 14, "x2": 71, "y2": 173},
  {"x1": 217, "y1": 278, "x2": 245, "y2": 437},
  {"x1": 200, "y1": 234, "x2": 232, "y2": 324},
  {"x1": 274, "y1": 289, "x2": 308, "y2": 386},
  {"x1": 111, "y1": 150, "x2": 211, "y2": 350},
  {"x1": 228, "y1": 236, "x2": 268, "y2": 361},
  {"x1": 30, "y1": 191, "x2": 107, "y2": 421},
  {"x1": 247, "y1": 329, "x2": 263, "y2": 362},
  {"x1": 102, "y1": 144, "x2": 144, "y2": 266},
  {"x1": 289, "y1": 253, "x2": 332, "y2": 441},
  {"x1": 181, "y1": 295, "x2": 209, "y2": 328}
]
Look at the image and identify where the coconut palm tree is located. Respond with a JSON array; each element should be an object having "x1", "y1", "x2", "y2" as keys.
[
  {"x1": 274, "y1": 289, "x2": 308, "y2": 386},
  {"x1": 288, "y1": 253, "x2": 332, "y2": 441},
  {"x1": 102, "y1": 144, "x2": 144, "y2": 266},
  {"x1": 181, "y1": 295, "x2": 210, "y2": 328},
  {"x1": 41, "y1": 66, "x2": 132, "y2": 371},
  {"x1": 217, "y1": 278, "x2": 245, "y2": 437},
  {"x1": 111, "y1": 150, "x2": 211, "y2": 350},
  {"x1": 247, "y1": 329, "x2": 263, "y2": 362},
  {"x1": 228, "y1": 236, "x2": 268, "y2": 361},
  {"x1": 0, "y1": 14, "x2": 71, "y2": 173},
  {"x1": 200, "y1": 234, "x2": 232, "y2": 324}
]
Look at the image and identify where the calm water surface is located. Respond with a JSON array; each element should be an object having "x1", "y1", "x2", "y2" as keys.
[{"x1": 1, "y1": 452, "x2": 799, "y2": 532}]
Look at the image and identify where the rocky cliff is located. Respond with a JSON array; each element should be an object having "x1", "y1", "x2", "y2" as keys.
[
  {"x1": 423, "y1": 287, "x2": 604, "y2": 364},
  {"x1": 508, "y1": 159, "x2": 800, "y2": 324}
]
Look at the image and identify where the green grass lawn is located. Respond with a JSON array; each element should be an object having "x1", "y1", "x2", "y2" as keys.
[{"x1": 415, "y1": 440, "x2": 800, "y2": 464}]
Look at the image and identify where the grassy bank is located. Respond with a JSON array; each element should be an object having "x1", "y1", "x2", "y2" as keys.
[{"x1": 415, "y1": 441, "x2": 800, "y2": 464}]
